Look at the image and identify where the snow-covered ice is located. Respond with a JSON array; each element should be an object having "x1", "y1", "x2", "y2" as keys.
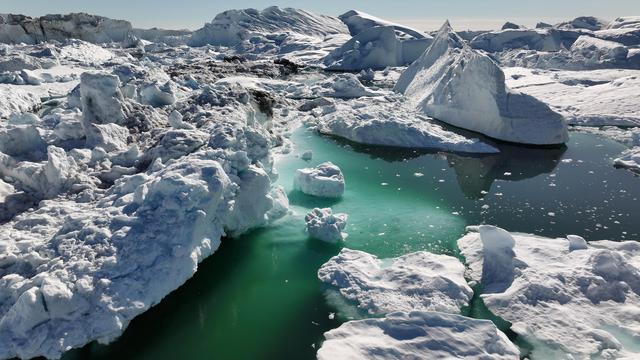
[
  {"x1": 458, "y1": 225, "x2": 640, "y2": 359},
  {"x1": 305, "y1": 208, "x2": 348, "y2": 243},
  {"x1": 615, "y1": 147, "x2": 640, "y2": 173},
  {"x1": 505, "y1": 67, "x2": 640, "y2": 126},
  {"x1": 293, "y1": 162, "x2": 345, "y2": 198},
  {"x1": 396, "y1": 21, "x2": 568, "y2": 145},
  {"x1": 317, "y1": 311, "x2": 520, "y2": 360},
  {"x1": 318, "y1": 248, "x2": 473, "y2": 315}
]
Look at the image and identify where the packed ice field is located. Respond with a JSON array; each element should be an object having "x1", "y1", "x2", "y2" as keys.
[{"x1": 0, "y1": 7, "x2": 640, "y2": 360}]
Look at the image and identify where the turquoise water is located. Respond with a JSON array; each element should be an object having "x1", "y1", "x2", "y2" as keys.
[{"x1": 64, "y1": 128, "x2": 640, "y2": 360}]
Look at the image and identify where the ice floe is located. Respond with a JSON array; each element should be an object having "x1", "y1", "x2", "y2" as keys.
[
  {"x1": 317, "y1": 311, "x2": 520, "y2": 360},
  {"x1": 458, "y1": 225, "x2": 640, "y2": 359}
]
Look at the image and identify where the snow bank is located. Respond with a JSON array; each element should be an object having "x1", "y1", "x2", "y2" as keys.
[
  {"x1": 458, "y1": 225, "x2": 640, "y2": 359},
  {"x1": 293, "y1": 162, "x2": 345, "y2": 198},
  {"x1": 395, "y1": 21, "x2": 568, "y2": 145},
  {"x1": 323, "y1": 26, "x2": 432, "y2": 71},
  {"x1": 0, "y1": 13, "x2": 132, "y2": 44},
  {"x1": 504, "y1": 67, "x2": 640, "y2": 126},
  {"x1": 189, "y1": 6, "x2": 348, "y2": 47},
  {"x1": 309, "y1": 99, "x2": 499, "y2": 153},
  {"x1": 318, "y1": 248, "x2": 473, "y2": 315},
  {"x1": 317, "y1": 311, "x2": 520, "y2": 360},
  {"x1": 615, "y1": 147, "x2": 640, "y2": 173},
  {"x1": 305, "y1": 208, "x2": 348, "y2": 243}
]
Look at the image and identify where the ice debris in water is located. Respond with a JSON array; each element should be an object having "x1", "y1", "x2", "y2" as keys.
[{"x1": 305, "y1": 208, "x2": 348, "y2": 243}]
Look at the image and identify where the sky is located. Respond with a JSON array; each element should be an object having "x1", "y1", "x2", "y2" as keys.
[{"x1": 2, "y1": 0, "x2": 639, "y2": 31}]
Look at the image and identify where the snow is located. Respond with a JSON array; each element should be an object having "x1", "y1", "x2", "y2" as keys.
[
  {"x1": 318, "y1": 248, "x2": 473, "y2": 315},
  {"x1": 458, "y1": 225, "x2": 640, "y2": 359},
  {"x1": 317, "y1": 311, "x2": 520, "y2": 360},
  {"x1": 396, "y1": 21, "x2": 568, "y2": 145},
  {"x1": 504, "y1": 67, "x2": 640, "y2": 126},
  {"x1": 293, "y1": 162, "x2": 345, "y2": 198},
  {"x1": 305, "y1": 208, "x2": 348, "y2": 243},
  {"x1": 470, "y1": 28, "x2": 584, "y2": 53},
  {"x1": 308, "y1": 98, "x2": 499, "y2": 154},
  {"x1": 323, "y1": 26, "x2": 432, "y2": 71},
  {"x1": 338, "y1": 10, "x2": 429, "y2": 40},
  {"x1": 607, "y1": 17, "x2": 640, "y2": 30}
]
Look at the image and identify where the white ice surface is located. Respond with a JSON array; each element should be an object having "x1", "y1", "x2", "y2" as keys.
[
  {"x1": 615, "y1": 147, "x2": 640, "y2": 173},
  {"x1": 317, "y1": 311, "x2": 520, "y2": 360},
  {"x1": 458, "y1": 225, "x2": 640, "y2": 359},
  {"x1": 318, "y1": 248, "x2": 473, "y2": 315},
  {"x1": 396, "y1": 22, "x2": 568, "y2": 145}
]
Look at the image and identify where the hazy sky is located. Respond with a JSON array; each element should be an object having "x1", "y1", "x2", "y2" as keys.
[{"x1": 2, "y1": 0, "x2": 639, "y2": 30}]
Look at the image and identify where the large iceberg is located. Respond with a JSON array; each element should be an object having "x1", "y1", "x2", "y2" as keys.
[
  {"x1": 317, "y1": 311, "x2": 520, "y2": 360},
  {"x1": 323, "y1": 26, "x2": 432, "y2": 71},
  {"x1": 395, "y1": 21, "x2": 568, "y2": 145},
  {"x1": 458, "y1": 225, "x2": 640, "y2": 359},
  {"x1": 318, "y1": 248, "x2": 473, "y2": 315},
  {"x1": 189, "y1": 6, "x2": 348, "y2": 47},
  {"x1": 0, "y1": 13, "x2": 132, "y2": 44},
  {"x1": 338, "y1": 10, "x2": 429, "y2": 40},
  {"x1": 615, "y1": 147, "x2": 640, "y2": 173}
]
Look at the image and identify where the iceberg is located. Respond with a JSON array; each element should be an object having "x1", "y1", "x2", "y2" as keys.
[
  {"x1": 317, "y1": 311, "x2": 520, "y2": 360},
  {"x1": 293, "y1": 162, "x2": 345, "y2": 198},
  {"x1": 318, "y1": 248, "x2": 473, "y2": 315},
  {"x1": 338, "y1": 10, "x2": 429, "y2": 40},
  {"x1": 458, "y1": 225, "x2": 640, "y2": 359},
  {"x1": 305, "y1": 208, "x2": 348, "y2": 243},
  {"x1": 615, "y1": 147, "x2": 640, "y2": 173},
  {"x1": 395, "y1": 21, "x2": 568, "y2": 145}
]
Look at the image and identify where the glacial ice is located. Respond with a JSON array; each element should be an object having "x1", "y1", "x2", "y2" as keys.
[
  {"x1": 305, "y1": 208, "x2": 348, "y2": 243},
  {"x1": 317, "y1": 311, "x2": 520, "y2": 360},
  {"x1": 338, "y1": 10, "x2": 430, "y2": 40},
  {"x1": 293, "y1": 162, "x2": 345, "y2": 198},
  {"x1": 318, "y1": 248, "x2": 473, "y2": 315},
  {"x1": 458, "y1": 225, "x2": 640, "y2": 359},
  {"x1": 0, "y1": 66, "x2": 287, "y2": 359},
  {"x1": 395, "y1": 21, "x2": 568, "y2": 145},
  {"x1": 615, "y1": 147, "x2": 640, "y2": 173}
]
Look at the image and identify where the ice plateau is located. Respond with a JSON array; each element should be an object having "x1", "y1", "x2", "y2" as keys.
[{"x1": 458, "y1": 225, "x2": 640, "y2": 359}]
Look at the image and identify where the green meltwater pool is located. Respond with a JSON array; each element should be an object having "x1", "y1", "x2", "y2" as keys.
[{"x1": 63, "y1": 127, "x2": 640, "y2": 360}]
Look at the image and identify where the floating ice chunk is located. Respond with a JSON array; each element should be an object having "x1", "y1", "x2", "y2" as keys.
[
  {"x1": 396, "y1": 21, "x2": 568, "y2": 145},
  {"x1": 317, "y1": 311, "x2": 520, "y2": 360},
  {"x1": 140, "y1": 81, "x2": 177, "y2": 107},
  {"x1": 458, "y1": 225, "x2": 640, "y2": 359},
  {"x1": 318, "y1": 248, "x2": 473, "y2": 315},
  {"x1": 294, "y1": 162, "x2": 345, "y2": 198},
  {"x1": 301, "y1": 150, "x2": 313, "y2": 161},
  {"x1": 614, "y1": 147, "x2": 640, "y2": 173},
  {"x1": 305, "y1": 208, "x2": 348, "y2": 243},
  {"x1": 266, "y1": 185, "x2": 290, "y2": 222}
]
